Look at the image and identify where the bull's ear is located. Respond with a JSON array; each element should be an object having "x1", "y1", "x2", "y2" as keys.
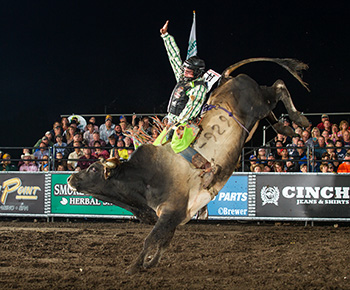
[{"x1": 102, "y1": 158, "x2": 120, "y2": 180}]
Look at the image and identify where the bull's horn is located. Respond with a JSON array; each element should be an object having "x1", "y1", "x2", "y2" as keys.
[{"x1": 104, "y1": 157, "x2": 120, "y2": 169}]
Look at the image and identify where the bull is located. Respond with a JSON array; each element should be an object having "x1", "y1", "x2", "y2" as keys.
[{"x1": 68, "y1": 57, "x2": 309, "y2": 274}]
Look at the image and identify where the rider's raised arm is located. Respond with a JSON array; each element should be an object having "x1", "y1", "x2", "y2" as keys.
[{"x1": 160, "y1": 20, "x2": 183, "y2": 82}]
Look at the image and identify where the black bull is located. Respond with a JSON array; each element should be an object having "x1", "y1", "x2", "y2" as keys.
[{"x1": 68, "y1": 57, "x2": 309, "y2": 274}]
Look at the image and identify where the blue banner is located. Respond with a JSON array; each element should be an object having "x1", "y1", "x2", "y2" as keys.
[{"x1": 208, "y1": 175, "x2": 248, "y2": 216}]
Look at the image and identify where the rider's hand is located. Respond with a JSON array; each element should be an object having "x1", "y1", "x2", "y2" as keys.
[{"x1": 160, "y1": 20, "x2": 169, "y2": 35}]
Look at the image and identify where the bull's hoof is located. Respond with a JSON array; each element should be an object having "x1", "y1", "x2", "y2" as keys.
[
  {"x1": 125, "y1": 265, "x2": 141, "y2": 275},
  {"x1": 273, "y1": 123, "x2": 295, "y2": 137}
]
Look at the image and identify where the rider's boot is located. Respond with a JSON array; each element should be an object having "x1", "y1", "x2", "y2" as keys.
[{"x1": 191, "y1": 153, "x2": 216, "y2": 188}]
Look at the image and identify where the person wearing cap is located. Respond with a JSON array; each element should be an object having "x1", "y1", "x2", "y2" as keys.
[
  {"x1": 32, "y1": 134, "x2": 54, "y2": 153},
  {"x1": 1, "y1": 153, "x2": 18, "y2": 171},
  {"x1": 337, "y1": 153, "x2": 350, "y2": 173},
  {"x1": 316, "y1": 114, "x2": 330, "y2": 131},
  {"x1": 19, "y1": 153, "x2": 39, "y2": 171},
  {"x1": 99, "y1": 115, "x2": 116, "y2": 143}
]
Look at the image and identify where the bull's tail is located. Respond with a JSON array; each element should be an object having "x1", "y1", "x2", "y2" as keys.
[{"x1": 221, "y1": 57, "x2": 310, "y2": 92}]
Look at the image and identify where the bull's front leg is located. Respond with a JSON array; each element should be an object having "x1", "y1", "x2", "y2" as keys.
[{"x1": 126, "y1": 210, "x2": 185, "y2": 275}]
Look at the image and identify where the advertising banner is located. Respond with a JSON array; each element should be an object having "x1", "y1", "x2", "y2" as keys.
[
  {"x1": 256, "y1": 173, "x2": 350, "y2": 218},
  {"x1": 0, "y1": 173, "x2": 45, "y2": 215},
  {"x1": 207, "y1": 175, "x2": 248, "y2": 217},
  {"x1": 51, "y1": 174, "x2": 132, "y2": 216}
]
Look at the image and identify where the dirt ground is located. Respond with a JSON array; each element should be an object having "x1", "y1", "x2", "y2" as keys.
[{"x1": 0, "y1": 219, "x2": 349, "y2": 290}]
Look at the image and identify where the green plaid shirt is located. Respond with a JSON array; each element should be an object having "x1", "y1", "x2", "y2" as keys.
[{"x1": 161, "y1": 33, "x2": 207, "y2": 123}]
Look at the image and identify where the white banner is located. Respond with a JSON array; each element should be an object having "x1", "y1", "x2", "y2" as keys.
[{"x1": 186, "y1": 11, "x2": 197, "y2": 59}]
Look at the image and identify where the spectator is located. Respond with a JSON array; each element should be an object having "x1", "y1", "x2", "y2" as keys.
[
  {"x1": 34, "y1": 143, "x2": 50, "y2": 166},
  {"x1": 69, "y1": 117, "x2": 81, "y2": 133},
  {"x1": 64, "y1": 126, "x2": 77, "y2": 145},
  {"x1": 263, "y1": 165, "x2": 271, "y2": 172},
  {"x1": 337, "y1": 153, "x2": 350, "y2": 173},
  {"x1": 67, "y1": 141, "x2": 84, "y2": 171},
  {"x1": 92, "y1": 140, "x2": 110, "y2": 160},
  {"x1": 296, "y1": 140, "x2": 308, "y2": 166},
  {"x1": 141, "y1": 116, "x2": 152, "y2": 135},
  {"x1": 116, "y1": 140, "x2": 129, "y2": 161},
  {"x1": 99, "y1": 115, "x2": 116, "y2": 143},
  {"x1": 328, "y1": 163, "x2": 336, "y2": 173},
  {"x1": 319, "y1": 162, "x2": 329, "y2": 173},
  {"x1": 338, "y1": 120, "x2": 349, "y2": 139},
  {"x1": 245, "y1": 154, "x2": 257, "y2": 172},
  {"x1": 56, "y1": 164, "x2": 67, "y2": 171},
  {"x1": 256, "y1": 148, "x2": 267, "y2": 165},
  {"x1": 53, "y1": 135, "x2": 67, "y2": 157},
  {"x1": 342, "y1": 130, "x2": 350, "y2": 146},
  {"x1": 105, "y1": 134, "x2": 117, "y2": 151},
  {"x1": 321, "y1": 130, "x2": 330, "y2": 144},
  {"x1": 113, "y1": 124, "x2": 124, "y2": 140},
  {"x1": 329, "y1": 152, "x2": 340, "y2": 171},
  {"x1": 280, "y1": 148, "x2": 290, "y2": 164},
  {"x1": 266, "y1": 154, "x2": 276, "y2": 171},
  {"x1": 330, "y1": 124, "x2": 340, "y2": 143},
  {"x1": 323, "y1": 120, "x2": 332, "y2": 134},
  {"x1": 120, "y1": 115, "x2": 133, "y2": 131},
  {"x1": 123, "y1": 136, "x2": 134, "y2": 150},
  {"x1": 273, "y1": 161, "x2": 285, "y2": 173},
  {"x1": 335, "y1": 140, "x2": 346, "y2": 160},
  {"x1": 308, "y1": 153, "x2": 320, "y2": 172},
  {"x1": 76, "y1": 147, "x2": 98, "y2": 171},
  {"x1": 84, "y1": 116, "x2": 99, "y2": 132},
  {"x1": 286, "y1": 158, "x2": 300, "y2": 172},
  {"x1": 1, "y1": 154, "x2": 17, "y2": 171},
  {"x1": 315, "y1": 136, "x2": 327, "y2": 159},
  {"x1": 272, "y1": 140, "x2": 284, "y2": 159},
  {"x1": 83, "y1": 122, "x2": 95, "y2": 145},
  {"x1": 33, "y1": 135, "x2": 53, "y2": 153},
  {"x1": 301, "y1": 130, "x2": 313, "y2": 148},
  {"x1": 287, "y1": 135, "x2": 300, "y2": 157},
  {"x1": 311, "y1": 127, "x2": 321, "y2": 139},
  {"x1": 89, "y1": 131, "x2": 106, "y2": 148},
  {"x1": 64, "y1": 132, "x2": 84, "y2": 157},
  {"x1": 54, "y1": 152, "x2": 67, "y2": 171},
  {"x1": 294, "y1": 127, "x2": 303, "y2": 137},
  {"x1": 316, "y1": 114, "x2": 329, "y2": 131},
  {"x1": 61, "y1": 117, "x2": 70, "y2": 132},
  {"x1": 300, "y1": 163, "x2": 308, "y2": 173},
  {"x1": 251, "y1": 163, "x2": 264, "y2": 172},
  {"x1": 17, "y1": 148, "x2": 31, "y2": 168},
  {"x1": 39, "y1": 155, "x2": 50, "y2": 171},
  {"x1": 19, "y1": 153, "x2": 38, "y2": 171}
]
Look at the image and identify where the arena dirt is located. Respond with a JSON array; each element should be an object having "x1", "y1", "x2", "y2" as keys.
[{"x1": 0, "y1": 219, "x2": 349, "y2": 289}]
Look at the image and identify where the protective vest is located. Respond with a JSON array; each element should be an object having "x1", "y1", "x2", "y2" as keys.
[{"x1": 167, "y1": 79, "x2": 206, "y2": 117}]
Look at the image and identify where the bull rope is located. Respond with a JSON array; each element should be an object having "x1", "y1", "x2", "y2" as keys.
[{"x1": 201, "y1": 104, "x2": 250, "y2": 135}]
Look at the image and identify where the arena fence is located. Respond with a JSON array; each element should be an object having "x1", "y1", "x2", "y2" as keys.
[{"x1": 0, "y1": 171, "x2": 349, "y2": 222}]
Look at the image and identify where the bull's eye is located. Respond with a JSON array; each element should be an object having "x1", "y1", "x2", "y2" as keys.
[{"x1": 88, "y1": 166, "x2": 97, "y2": 173}]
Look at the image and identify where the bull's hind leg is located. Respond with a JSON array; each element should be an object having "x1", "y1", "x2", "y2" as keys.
[
  {"x1": 274, "y1": 80, "x2": 309, "y2": 128},
  {"x1": 126, "y1": 210, "x2": 185, "y2": 275}
]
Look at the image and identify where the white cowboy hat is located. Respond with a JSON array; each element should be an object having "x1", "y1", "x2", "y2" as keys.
[{"x1": 21, "y1": 152, "x2": 35, "y2": 159}]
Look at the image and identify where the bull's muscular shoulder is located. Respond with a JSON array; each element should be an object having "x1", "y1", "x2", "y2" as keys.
[{"x1": 129, "y1": 144, "x2": 157, "y2": 164}]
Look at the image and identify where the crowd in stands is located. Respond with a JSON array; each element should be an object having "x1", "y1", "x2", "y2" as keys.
[
  {"x1": 243, "y1": 114, "x2": 350, "y2": 173},
  {"x1": 1, "y1": 113, "x2": 350, "y2": 173},
  {"x1": 0, "y1": 114, "x2": 163, "y2": 172}
]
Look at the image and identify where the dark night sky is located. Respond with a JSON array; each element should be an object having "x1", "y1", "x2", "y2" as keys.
[{"x1": 0, "y1": 1, "x2": 348, "y2": 147}]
